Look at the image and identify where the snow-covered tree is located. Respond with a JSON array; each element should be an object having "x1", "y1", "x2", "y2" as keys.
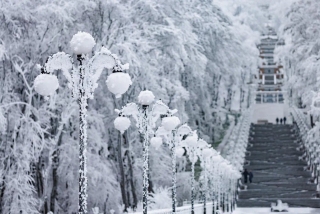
[{"x1": 0, "y1": 0, "x2": 266, "y2": 213}]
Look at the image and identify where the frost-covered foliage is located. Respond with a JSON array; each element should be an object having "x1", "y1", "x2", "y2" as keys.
[
  {"x1": 0, "y1": 0, "x2": 264, "y2": 213},
  {"x1": 132, "y1": 187, "x2": 171, "y2": 212},
  {"x1": 275, "y1": 0, "x2": 320, "y2": 110}
]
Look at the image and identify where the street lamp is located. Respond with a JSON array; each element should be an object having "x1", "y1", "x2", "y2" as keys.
[
  {"x1": 180, "y1": 132, "x2": 198, "y2": 214},
  {"x1": 213, "y1": 155, "x2": 225, "y2": 213},
  {"x1": 34, "y1": 31, "x2": 132, "y2": 214},
  {"x1": 155, "y1": 123, "x2": 193, "y2": 214},
  {"x1": 219, "y1": 160, "x2": 233, "y2": 212},
  {"x1": 181, "y1": 133, "x2": 211, "y2": 214},
  {"x1": 199, "y1": 146, "x2": 214, "y2": 214},
  {"x1": 114, "y1": 90, "x2": 176, "y2": 214}
]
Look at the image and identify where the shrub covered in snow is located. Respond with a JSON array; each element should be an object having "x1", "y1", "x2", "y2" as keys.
[
  {"x1": 133, "y1": 187, "x2": 171, "y2": 212},
  {"x1": 70, "y1": 31, "x2": 96, "y2": 55}
]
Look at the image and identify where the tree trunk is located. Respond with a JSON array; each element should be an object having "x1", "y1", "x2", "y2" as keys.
[
  {"x1": 118, "y1": 133, "x2": 129, "y2": 212},
  {"x1": 50, "y1": 150, "x2": 59, "y2": 212},
  {"x1": 50, "y1": 129, "x2": 63, "y2": 213},
  {"x1": 126, "y1": 151, "x2": 138, "y2": 209}
]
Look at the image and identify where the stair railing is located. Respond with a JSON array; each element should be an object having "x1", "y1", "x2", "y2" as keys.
[
  {"x1": 291, "y1": 106, "x2": 320, "y2": 189},
  {"x1": 218, "y1": 107, "x2": 252, "y2": 209}
]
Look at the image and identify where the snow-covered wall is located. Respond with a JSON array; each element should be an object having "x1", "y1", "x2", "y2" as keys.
[{"x1": 251, "y1": 103, "x2": 291, "y2": 124}]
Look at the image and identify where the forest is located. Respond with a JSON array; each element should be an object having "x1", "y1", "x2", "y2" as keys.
[{"x1": 0, "y1": 0, "x2": 311, "y2": 213}]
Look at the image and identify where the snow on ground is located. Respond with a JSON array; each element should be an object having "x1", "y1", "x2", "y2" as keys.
[
  {"x1": 233, "y1": 208, "x2": 320, "y2": 214},
  {"x1": 251, "y1": 103, "x2": 292, "y2": 124}
]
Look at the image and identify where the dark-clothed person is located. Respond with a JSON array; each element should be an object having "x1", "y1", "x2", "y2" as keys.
[
  {"x1": 276, "y1": 118, "x2": 279, "y2": 124},
  {"x1": 249, "y1": 171, "x2": 253, "y2": 183},
  {"x1": 283, "y1": 117, "x2": 287, "y2": 124},
  {"x1": 280, "y1": 118, "x2": 283, "y2": 124},
  {"x1": 243, "y1": 169, "x2": 249, "y2": 184}
]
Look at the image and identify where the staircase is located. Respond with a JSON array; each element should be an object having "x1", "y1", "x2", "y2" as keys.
[{"x1": 237, "y1": 124, "x2": 320, "y2": 208}]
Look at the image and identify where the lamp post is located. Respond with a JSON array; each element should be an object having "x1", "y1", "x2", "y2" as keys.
[
  {"x1": 208, "y1": 158, "x2": 215, "y2": 213},
  {"x1": 180, "y1": 132, "x2": 199, "y2": 214},
  {"x1": 156, "y1": 124, "x2": 193, "y2": 214},
  {"x1": 212, "y1": 156, "x2": 227, "y2": 213},
  {"x1": 219, "y1": 160, "x2": 231, "y2": 212},
  {"x1": 34, "y1": 32, "x2": 132, "y2": 214},
  {"x1": 181, "y1": 134, "x2": 211, "y2": 214},
  {"x1": 198, "y1": 142, "x2": 212, "y2": 214},
  {"x1": 114, "y1": 91, "x2": 176, "y2": 214},
  {"x1": 230, "y1": 168, "x2": 241, "y2": 211}
]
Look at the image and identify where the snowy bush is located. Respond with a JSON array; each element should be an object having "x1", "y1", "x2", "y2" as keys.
[
  {"x1": 133, "y1": 187, "x2": 171, "y2": 211},
  {"x1": 92, "y1": 207, "x2": 103, "y2": 214},
  {"x1": 70, "y1": 31, "x2": 96, "y2": 55},
  {"x1": 148, "y1": 187, "x2": 171, "y2": 210},
  {"x1": 34, "y1": 74, "x2": 59, "y2": 96}
]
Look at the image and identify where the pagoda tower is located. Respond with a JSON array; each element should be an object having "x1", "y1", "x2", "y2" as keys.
[{"x1": 256, "y1": 24, "x2": 285, "y2": 103}]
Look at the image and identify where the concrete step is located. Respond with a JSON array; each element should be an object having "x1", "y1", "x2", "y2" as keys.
[
  {"x1": 237, "y1": 198, "x2": 320, "y2": 208},
  {"x1": 245, "y1": 183, "x2": 317, "y2": 191},
  {"x1": 238, "y1": 124, "x2": 318, "y2": 208},
  {"x1": 240, "y1": 190, "x2": 316, "y2": 199}
]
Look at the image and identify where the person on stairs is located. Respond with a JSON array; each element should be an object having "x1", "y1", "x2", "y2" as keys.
[
  {"x1": 283, "y1": 117, "x2": 287, "y2": 124},
  {"x1": 276, "y1": 118, "x2": 279, "y2": 124},
  {"x1": 249, "y1": 171, "x2": 253, "y2": 183},
  {"x1": 242, "y1": 169, "x2": 249, "y2": 183},
  {"x1": 280, "y1": 118, "x2": 283, "y2": 124}
]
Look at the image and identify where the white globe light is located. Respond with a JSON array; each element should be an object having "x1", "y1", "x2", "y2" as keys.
[
  {"x1": 176, "y1": 147, "x2": 185, "y2": 158},
  {"x1": 34, "y1": 74, "x2": 59, "y2": 96},
  {"x1": 150, "y1": 137, "x2": 162, "y2": 150},
  {"x1": 162, "y1": 116, "x2": 181, "y2": 131},
  {"x1": 184, "y1": 134, "x2": 198, "y2": 147},
  {"x1": 177, "y1": 124, "x2": 192, "y2": 136},
  {"x1": 211, "y1": 155, "x2": 222, "y2": 163},
  {"x1": 198, "y1": 139, "x2": 208, "y2": 148},
  {"x1": 70, "y1": 31, "x2": 96, "y2": 55},
  {"x1": 138, "y1": 90, "x2": 155, "y2": 105},
  {"x1": 202, "y1": 148, "x2": 212, "y2": 159},
  {"x1": 114, "y1": 116, "x2": 131, "y2": 133},
  {"x1": 106, "y1": 73, "x2": 132, "y2": 98}
]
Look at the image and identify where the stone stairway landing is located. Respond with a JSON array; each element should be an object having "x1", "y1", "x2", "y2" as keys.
[{"x1": 237, "y1": 124, "x2": 320, "y2": 208}]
